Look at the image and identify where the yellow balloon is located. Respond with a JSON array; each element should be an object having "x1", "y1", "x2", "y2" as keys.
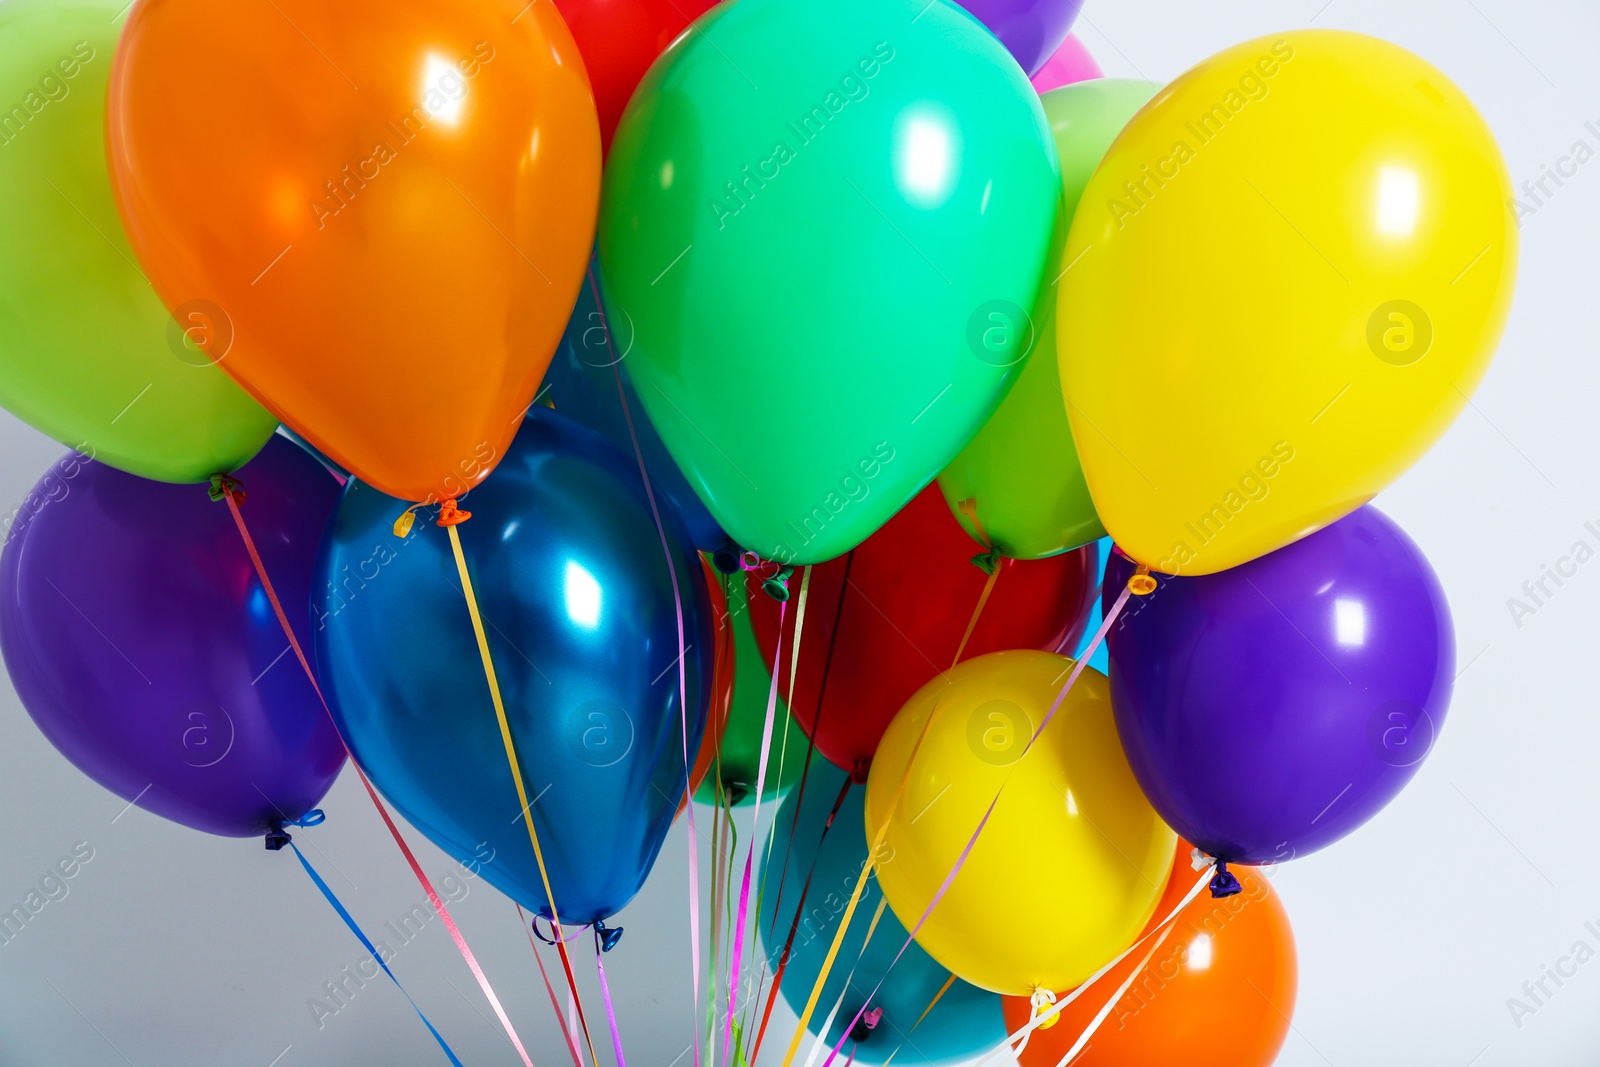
[
  {"x1": 1058, "y1": 30, "x2": 1516, "y2": 575},
  {"x1": 865, "y1": 650, "x2": 1174, "y2": 996}
]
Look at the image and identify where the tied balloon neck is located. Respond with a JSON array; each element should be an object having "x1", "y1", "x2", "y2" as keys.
[
  {"x1": 970, "y1": 548, "x2": 1002, "y2": 576},
  {"x1": 1209, "y1": 858, "x2": 1243, "y2": 899},
  {"x1": 1127, "y1": 563, "x2": 1157, "y2": 596},
  {"x1": 264, "y1": 808, "x2": 326, "y2": 851},
  {"x1": 724, "y1": 780, "x2": 751, "y2": 807},
  {"x1": 762, "y1": 564, "x2": 796, "y2": 602},
  {"x1": 208, "y1": 473, "x2": 247, "y2": 506},
  {"x1": 392, "y1": 498, "x2": 473, "y2": 538},
  {"x1": 1029, "y1": 987, "x2": 1060, "y2": 1031},
  {"x1": 593, "y1": 920, "x2": 624, "y2": 954},
  {"x1": 849, "y1": 1006, "x2": 883, "y2": 1042},
  {"x1": 711, "y1": 540, "x2": 745, "y2": 576},
  {"x1": 849, "y1": 757, "x2": 872, "y2": 785}
]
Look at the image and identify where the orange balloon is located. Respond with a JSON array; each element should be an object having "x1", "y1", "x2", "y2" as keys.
[
  {"x1": 684, "y1": 556, "x2": 735, "y2": 809},
  {"x1": 107, "y1": 0, "x2": 600, "y2": 502},
  {"x1": 1003, "y1": 843, "x2": 1297, "y2": 1067}
]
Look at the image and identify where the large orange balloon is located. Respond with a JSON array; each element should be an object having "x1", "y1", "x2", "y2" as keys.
[
  {"x1": 107, "y1": 0, "x2": 600, "y2": 502},
  {"x1": 1003, "y1": 843, "x2": 1297, "y2": 1067}
]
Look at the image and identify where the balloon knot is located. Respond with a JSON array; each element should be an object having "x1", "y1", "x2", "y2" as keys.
[
  {"x1": 761, "y1": 564, "x2": 795, "y2": 601},
  {"x1": 594, "y1": 920, "x2": 624, "y2": 953},
  {"x1": 849, "y1": 1007, "x2": 881, "y2": 1042},
  {"x1": 436, "y1": 498, "x2": 472, "y2": 527},
  {"x1": 1209, "y1": 858, "x2": 1243, "y2": 898},
  {"x1": 265, "y1": 808, "x2": 325, "y2": 850},
  {"x1": 970, "y1": 549, "x2": 1001, "y2": 576},
  {"x1": 1030, "y1": 987, "x2": 1060, "y2": 1030},
  {"x1": 725, "y1": 780, "x2": 751, "y2": 806},
  {"x1": 208, "y1": 474, "x2": 246, "y2": 505},
  {"x1": 712, "y1": 541, "x2": 744, "y2": 575},
  {"x1": 849, "y1": 757, "x2": 872, "y2": 785},
  {"x1": 1127, "y1": 563, "x2": 1157, "y2": 596}
]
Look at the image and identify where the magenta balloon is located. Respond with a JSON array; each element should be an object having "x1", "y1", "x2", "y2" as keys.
[
  {"x1": 1030, "y1": 32, "x2": 1101, "y2": 93},
  {"x1": 1105, "y1": 506, "x2": 1453, "y2": 866},
  {"x1": 955, "y1": 0, "x2": 1086, "y2": 76},
  {"x1": 0, "y1": 437, "x2": 346, "y2": 837}
]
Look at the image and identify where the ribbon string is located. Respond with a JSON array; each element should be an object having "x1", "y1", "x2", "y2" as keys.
[
  {"x1": 218, "y1": 484, "x2": 539, "y2": 1067},
  {"x1": 593, "y1": 262, "x2": 705, "y2": 1067},
  {"x1": 287, "y1": 839, "x2": 464, "y2": 1066},
  {"x1": 445, "y1": 521, "x2": 601, "y2": 1067}
]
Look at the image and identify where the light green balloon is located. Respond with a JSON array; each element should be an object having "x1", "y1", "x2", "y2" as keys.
[
  {"x1": 695, "y1": 572, "x2": 803, "y2": 807},
  {"x1": 600, "y1": 0, "x2": 1060, "y2": 565},
  {"x1": 0, "y1": 0, "x2": 276, "y2": 482},
  {"x1": 939, "y1": 79, "x2": 1161, "y2": 559}
]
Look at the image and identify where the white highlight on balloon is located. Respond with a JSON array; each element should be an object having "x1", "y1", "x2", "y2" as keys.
[{"x1": 564, "y1": 561, "x2": 603, "y2": 630}]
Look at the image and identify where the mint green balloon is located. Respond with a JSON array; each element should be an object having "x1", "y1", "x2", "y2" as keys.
[
  {"x1": 938, "y1": 79, "x2": 1160, "y2": 559},
  {"x1": 599, "y1": 0, "x2": 1059, "y2": 565},
  {"x1": 0, "y1": 0, "x2": 275, "y2": 482}
]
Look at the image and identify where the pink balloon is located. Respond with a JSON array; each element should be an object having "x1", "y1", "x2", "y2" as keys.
[{"x1": 1030, "y1": 32, "x2": 1101, "y2": 93}]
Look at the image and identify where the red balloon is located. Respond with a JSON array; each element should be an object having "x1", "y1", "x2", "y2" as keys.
[
  {"x1": 552, "y1": 0, "x2": 720, "y2": 153},
  {"x1": 683, "y1": 555, "x2": 734, "y2": 811},
  {"x1": 745, "y1": 485, "x2": 1096, "y2": 774}
]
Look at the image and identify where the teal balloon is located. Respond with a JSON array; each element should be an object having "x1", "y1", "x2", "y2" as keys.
[
  {"x1": 762, "y1": 761, "x2": 1005, "y2": 1064},
  {"x1": 599, "y1": 0, "x2": 1060, "y2": 565}
]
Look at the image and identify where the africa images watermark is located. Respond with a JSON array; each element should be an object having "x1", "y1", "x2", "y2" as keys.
[
  {"x1": 1508, "y1": 119, "x2": 1600, "y2": 227},
  {"x1": 1103, "y1": 39, "x2": 1297, "y2": 230},
  {"x1": 0, "y1": 841, "x2": 96, "y2": 947},
  {"x1": 308, "y1": 41, "x2": 497, "y2": 231},
  {"x1": 1504, "y1": 515, "x2": 1600, "y2": 629},
  {"x1": 710, "y1": 41, "x2": 897, "y2": 231},
  {"x1": 768, "y1": 441, "x2": 896, "y2": 564},
  {"x1": 0, "y1": 39, "x2": 97, "y2": 148},
  {"x1": 1505, "y1": 916, "x2": 1600, "y2": 1029},
  {"x1": 306, "y1": 844, "x2": 493, "y2": 1030}
]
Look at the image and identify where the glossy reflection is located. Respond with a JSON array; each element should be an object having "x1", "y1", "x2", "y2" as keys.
[
  {"x1": 1003, "y1": 843, "x2": 1297, "y2": 1067},
  {"x1": 1060, "y1": 31, "x2": 1517, "y2": 575},
  {"x1": 938, "y1": 79, "x2": 1159, "y2": 560},
  {"x1": 599, "y1": 0, "x2": 1060, "y2": 564},
  {"x1": 0, "y1": 438, "x2": 346, "y2": 836},
  {"x1": 108, "y1": 0, "x2": 601, "y2": 503},
  {"x1": 1105, "y1": 505, "x2": 1454, "y2": 865},
  {"x1": 313, "y1": 410, "x2": 712, "y2": 923}
]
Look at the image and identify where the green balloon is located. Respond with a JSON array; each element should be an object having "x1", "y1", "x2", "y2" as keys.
[
  {"x1": 0, "y1": 0, "x2": 275, "y2": 482},
  {"x1": 696, "y1": 573, "x2": 804, "y2": 807},
  {"x1": 600, "y1": 0, "x2": 1059, "y2": 565},
  {"x1": 938, "y1": 79, "x2": 1161, "y2": 559}
]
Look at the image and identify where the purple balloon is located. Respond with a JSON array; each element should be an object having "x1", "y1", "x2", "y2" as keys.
[
  {"x1": 0, "y1": 437, "x2": 345, "y2": 837},
  {"x1": 1105, "y1": 506, "x2": 1453, "y2": 866},
  {"x1": 955, "y1": 0, "x2": 1086, "y2": 77}
]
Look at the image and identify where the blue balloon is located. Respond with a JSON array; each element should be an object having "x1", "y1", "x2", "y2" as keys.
[
  {"x1": 313, "y1": 409, "x2": 713, "y2": 923},
  {"x1": 541, "y1": 258, "x2": 729, "y2": 555},
  {"x1": 761, "y1": 761, "x2": 1006, "y2": 1065}
]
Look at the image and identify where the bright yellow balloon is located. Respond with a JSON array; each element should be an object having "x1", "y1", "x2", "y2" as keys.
[
  {"x1": 865, "y1": 650, "x2": 1174, "y2": 997},
  {"x1": 1058, "y1": 30, "x2": 1516, "y2": 575}
]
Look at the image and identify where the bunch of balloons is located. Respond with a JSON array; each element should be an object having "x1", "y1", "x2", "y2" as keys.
[{"x1": 0, "y1": 0, "x2": 1515, "y2": 1062}]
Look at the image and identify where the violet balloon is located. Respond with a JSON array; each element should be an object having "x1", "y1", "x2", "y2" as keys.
[
  {"x1": 0, "y1": 437, "x2": 346, "y2": 837},
  {"x1": 956, "y1": 0, "x2": 1086, "y2": 76},
  {"x1": 1105, "y1": 506, "x2": 1453, "y2": 866}
]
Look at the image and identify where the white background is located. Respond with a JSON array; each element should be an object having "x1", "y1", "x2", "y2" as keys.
[{"x1": 1, "y1": 0, "x2": 1596, "y2": 1064}]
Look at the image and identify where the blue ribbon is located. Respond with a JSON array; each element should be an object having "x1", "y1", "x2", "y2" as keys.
[{"x1": 288, "y1": 841, "x2": 464, "y2": 1067}]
